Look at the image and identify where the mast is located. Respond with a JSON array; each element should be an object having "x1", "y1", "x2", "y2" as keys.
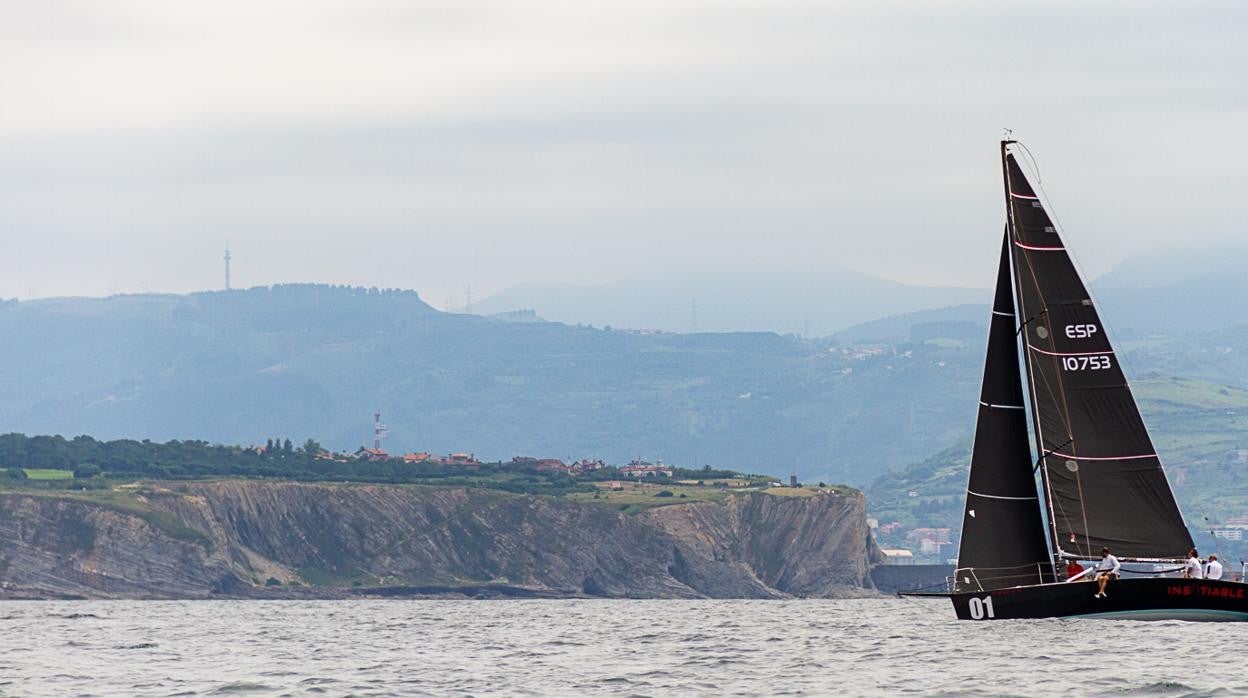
[
  {"x1": 1001, "y1": 140, "x2": 1062, "y2": 571},
  {"x1": 1000, "y1": 141, "x2": 1193, "y2": 561},
  {"x1": 954, "y1": 229, "x2": 1054, "y2": 591}
]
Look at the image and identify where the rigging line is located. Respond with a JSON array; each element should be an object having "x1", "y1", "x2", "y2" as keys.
[
  {"x1": 1014, "y1": 140, "x2": 1044, "y2": 186},
  {"x1": 955, "y1": 562, "x2": 1052, "y2": 572},
  {"x1": 1018, "y1": 192, "x2": 1095, "y2": 554},
  {"x1": 1017, "y1": 250, "x2": 1078, "y2": 454},
  {"x1": 1015, "y1": 309, "x2": 1047, "y2": 337},
  {"x1": 1016, "y1": 140, "x2": 1137, "y2": 400},
  {"x1": 1073, "y1": 450, "x2": 1093, "y2": 561},
  {"x1": 1005, "y1": 153, "x2": 1061, "y2": 570},
  {"x1": 1016, "y1": 144, "x2": 1185, "y2": 553},
  {"x1": 1033, "y1": 438, "x2": 1075, "y2": 474}
]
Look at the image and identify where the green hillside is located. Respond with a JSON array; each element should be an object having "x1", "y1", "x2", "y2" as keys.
[
  {"x1": 868, "y1": 376, "x2": 1248, "y2": 559},
  {"x1": 0, "y1": 285, "x2": 980, "y2": 486}
]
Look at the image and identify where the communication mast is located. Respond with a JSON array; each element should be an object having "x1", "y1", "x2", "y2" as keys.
[
  {"x1": 373, "y1": 411, "x2": 389, "y2": 450},
  {"x1": 223, "y1": 245, "x2": 232, "y2": 291}
]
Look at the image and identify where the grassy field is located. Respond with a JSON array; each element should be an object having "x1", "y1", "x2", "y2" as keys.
[
  {"x1": 564, "y1": 479, "x2": 827, "y2": 513},
  {"x1": 763, "y1": 486, "x2": 820, "y2": 497},
  {"x1": 565, "y1": 481, "x2": 737, "y2": 513},
  {"x1": 22, "y1": 469, "x2": 73, "y2": 480},
  {"x1": 1136, "y1": 376, "x2": 1248, "y2": 411}
]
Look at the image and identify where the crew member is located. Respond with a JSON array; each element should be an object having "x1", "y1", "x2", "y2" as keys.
[
  {"x1": 1205, "y1": 554, "x2": 1224, "y2": 581},
  {"x1": 1184, "y1": 549, "x2": 1203, "y2": 579},
  {"x1": 1094, "y1": 547, "x2": 1119, "y2": 599},
  {"x1": 1066, "y1": 559, "x2": 1085, "y2": 581}
]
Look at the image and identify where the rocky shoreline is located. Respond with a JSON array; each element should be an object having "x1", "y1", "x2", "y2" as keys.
[{"x1": 0, "y1": 481, "x2": 882, "y2": 600}]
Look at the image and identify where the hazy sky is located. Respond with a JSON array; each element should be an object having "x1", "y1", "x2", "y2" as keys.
[{"x1": 2, "y1": 1, "x2": 1244, "y2": 306}]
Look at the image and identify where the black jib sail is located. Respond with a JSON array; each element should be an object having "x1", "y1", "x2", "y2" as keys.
[
  {"x1": 955, "y1": 232, "x2": 1055, "y2": 591},
  {"x1": 1002, "y1": 142, "x2": 1193, "y2": 560}
]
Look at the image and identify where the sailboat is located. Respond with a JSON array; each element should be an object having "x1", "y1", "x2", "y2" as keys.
[{"x1": 944, "y1": 141, "x2": 1248, "y2": 621}]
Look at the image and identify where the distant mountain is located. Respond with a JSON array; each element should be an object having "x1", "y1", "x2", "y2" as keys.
[
  {"x1": 1090, "y1": 245, "x2": 1248, "y2": 335},
  {"x1": 7, "y1": 273, "x2": 1248, "y2": 490},
  {"x1": 0, "y1": 284, "x2": 982, "y2": 486},
  {"x1": 468, "y1": 267, "x2": 987, "y2": 337},
  {"x1": 469, "y1": 246, "x2": 1248, "y2": 340},
  {"x1": 832, "y1": 304, "x2": 989, "y2": 344}
]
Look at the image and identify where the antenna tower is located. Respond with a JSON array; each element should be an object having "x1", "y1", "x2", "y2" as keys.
[
  {"x1": 223, "y1": 245, "x2": 232, "y2": 291},
  {"x1": 373, "y1": 411, "x2": 389, "y2": 450}
]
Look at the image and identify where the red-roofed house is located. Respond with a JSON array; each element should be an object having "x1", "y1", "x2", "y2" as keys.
[{"x1": 535, "y1": 459, "x2": 573, "y2": 474}]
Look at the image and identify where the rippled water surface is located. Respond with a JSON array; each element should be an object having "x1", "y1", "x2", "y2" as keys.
[{"x1": 2, "y1": 598, "x2": 1245, "y2": 696}]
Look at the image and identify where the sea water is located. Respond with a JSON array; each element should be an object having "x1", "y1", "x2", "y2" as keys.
[{"x1": 1, "y1": 598, "x2": 1243, "y2": 696}]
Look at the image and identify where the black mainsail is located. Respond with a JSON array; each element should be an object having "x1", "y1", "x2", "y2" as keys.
[
  {"x1": 955, "y1": 231, "x2": 1055, "y2": 591},
  {"x1": 1002, "y1": 141, "x2": 1193, "y2": 561}
]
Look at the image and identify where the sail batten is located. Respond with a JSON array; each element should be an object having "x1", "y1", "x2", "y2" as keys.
[{"x1": 1002, "y1": 144, "x2": 1193, "y2": 560}]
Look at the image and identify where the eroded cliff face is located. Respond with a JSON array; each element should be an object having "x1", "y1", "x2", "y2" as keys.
[{"x1": 0, "y1": 483, "x2": 878, "y2": 599}]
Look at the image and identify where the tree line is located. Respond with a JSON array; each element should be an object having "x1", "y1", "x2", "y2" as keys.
[{"x1": 0, "y1": 433, "x2": 750, "y2": 489}]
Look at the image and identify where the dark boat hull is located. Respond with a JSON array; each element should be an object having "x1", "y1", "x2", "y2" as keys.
[{"x1": 951, "y1": 577, "x2": 1248, "y2": 621}]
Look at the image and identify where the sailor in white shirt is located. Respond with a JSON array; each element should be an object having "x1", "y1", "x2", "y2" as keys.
[
  {"x1": 1205, "y1": 554, "x2": 1224, "y2": 581},
  {"x1": 1184, "y1": 549, "x2": 1203, "y2": 579},
  {"x1": 1094, "y1": 547, "x2": 1120, "y2": 599}
]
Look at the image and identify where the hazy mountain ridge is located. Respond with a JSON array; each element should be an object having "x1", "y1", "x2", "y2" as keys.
[
  {"x1": 0, "y1": 284, "x2": 980, "y2": 485},
  {"x1": 471, "y1": 250, "x2": 1248, "y2": 340},
  {"x1": 6, "y1": 258, "x2": 1248, "y2": 488},
  {"x1": 468, "y1": 267, "x2": 987, "y2": 336}
]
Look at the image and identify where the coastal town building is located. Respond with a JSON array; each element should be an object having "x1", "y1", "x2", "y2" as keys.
[
  {"x1": 879, "y1": 548, "x2": 915, "y2": 565},
  {"x1": 621, "y1": 460, "x2": 673, "y2": 478}
]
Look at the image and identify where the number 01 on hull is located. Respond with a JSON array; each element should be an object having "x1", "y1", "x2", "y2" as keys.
[{"x1": 951, "y1": 578, "x2": 1248, "y2": 622}]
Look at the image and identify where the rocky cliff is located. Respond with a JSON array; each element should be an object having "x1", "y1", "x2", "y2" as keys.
[{"x1": 0, "y1": 482, "x2": 879, "y2": 599}]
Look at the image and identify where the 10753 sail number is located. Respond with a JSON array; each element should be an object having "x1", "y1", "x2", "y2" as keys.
[{"x1": 1061, "y1": 355, "x2": 1112, "y2": 371}]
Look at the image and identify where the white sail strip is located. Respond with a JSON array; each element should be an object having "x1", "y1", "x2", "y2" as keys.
[
  {"x1": 1014, "y1": 241, "x2": 1065, "y2": 251},
  {"x1": 967, "y1": 489, "x2": 1038, "y2": 501},
  {"x1": 1027, "y1": 346, "x2": 1115, "y2": 357},
  {"x1": 1049, "y1": 451, "x2": 1157, "y2": 462},
  {"x1": 979, "y1": 401, "x2": 1025, "y2": 410}
]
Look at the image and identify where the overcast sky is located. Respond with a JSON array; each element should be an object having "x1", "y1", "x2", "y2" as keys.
[{"x1": 1, "y1": 1, "x2": 1244, "y2": 306}]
